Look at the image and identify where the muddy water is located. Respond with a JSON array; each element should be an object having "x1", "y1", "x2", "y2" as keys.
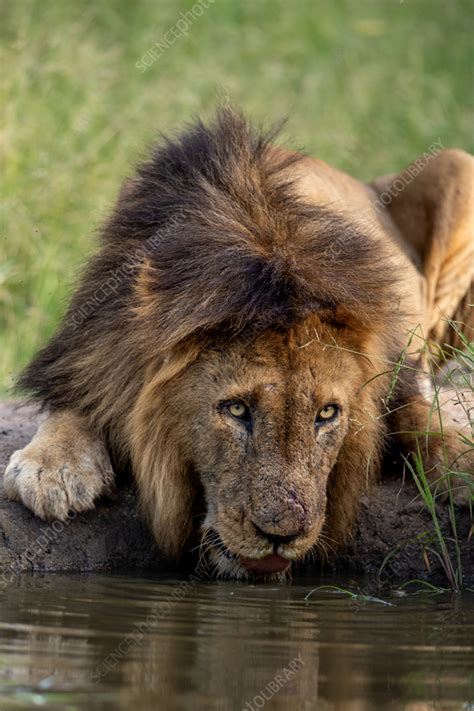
[{"x1": 0, "y1": 573, "x2": 472, "y2": 710}]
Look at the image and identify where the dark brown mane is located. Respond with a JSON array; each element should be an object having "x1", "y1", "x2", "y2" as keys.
[
  {"x1": 18, "y1": 108, "x2": 398, "y2": 418},
  {"x1": 119, "y1": 109, "x2": 398, "y2": 345}
]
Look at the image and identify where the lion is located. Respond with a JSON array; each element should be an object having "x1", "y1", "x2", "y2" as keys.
[{"x1": 4, "y1": 110, "x2": 473, "y2": 578}]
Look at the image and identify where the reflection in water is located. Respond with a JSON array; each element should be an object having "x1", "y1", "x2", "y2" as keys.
[{"x1": 0, "y1": 573, "x2": 472, "y2": 709}]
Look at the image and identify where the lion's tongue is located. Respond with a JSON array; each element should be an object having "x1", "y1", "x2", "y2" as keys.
[{"x1": 240, "y1": 554, "x2": 291, "y2": 574}]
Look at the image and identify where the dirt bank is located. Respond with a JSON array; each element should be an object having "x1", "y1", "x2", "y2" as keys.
[{"x1": 1, "y1": 402, "x2": 472, "y2": 586}]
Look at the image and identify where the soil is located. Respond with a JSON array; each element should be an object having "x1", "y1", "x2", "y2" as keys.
[{"x1": 1, "y1": 401, "x2": 472, "y2": 587}]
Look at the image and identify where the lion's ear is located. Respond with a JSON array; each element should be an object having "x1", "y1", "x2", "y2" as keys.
[
  {"x1": 128, "y1": 353, "x2": 201, "y2": 560},
  {"x1": 371, "y1": 148, "x2": 474, "y2": 341}
]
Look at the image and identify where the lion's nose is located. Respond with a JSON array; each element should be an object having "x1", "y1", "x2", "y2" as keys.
[{"x1": 251, "y1": 522, "x2": 299, "y2": 545}]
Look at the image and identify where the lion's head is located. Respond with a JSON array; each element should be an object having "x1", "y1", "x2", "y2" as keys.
[
  {"x1": 130, "y1": 313, "x2": 392, "y2": 578},
  {"x1": 122, "y1": 110, "x2": 400, "y2": 577}
]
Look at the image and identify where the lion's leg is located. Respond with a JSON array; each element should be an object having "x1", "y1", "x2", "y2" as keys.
[
  {"x1": 434, "y1": 280, "x2": 474, "y2": 356},
  {"x1": 392, "y1": 382, "x2": 473, "y2": 506},
  {"x1": 413, "y1": 152, "x2": 474, "y2": 350},
  {"x1": 4, "y1": 410, "x2": 115, "y2": 521}
]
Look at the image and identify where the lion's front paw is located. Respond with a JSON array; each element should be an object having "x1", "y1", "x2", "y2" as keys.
[
  {"x1": 4, "y1": 435, "x2": 115, "y2": 521},
  {"x1": 424, "y1": 434, "x2": 473, "y2": 507}
]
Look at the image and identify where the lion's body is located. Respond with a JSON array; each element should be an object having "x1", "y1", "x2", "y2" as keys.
[{"x1": 4, "y1": 111, "x2": 473, "y2": 577}]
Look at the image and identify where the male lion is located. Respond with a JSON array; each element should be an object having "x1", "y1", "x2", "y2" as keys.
[{"x1": 4, "y1": 110, "x2": 473, "y2": 578}]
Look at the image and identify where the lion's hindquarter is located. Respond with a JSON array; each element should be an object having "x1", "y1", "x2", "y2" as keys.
[
  {"x1": 291, "y1": 149, "x2": 474, "y2": 349},
  {"x1": 370, "y1": 149, "x2": 474, "y2": 348}
]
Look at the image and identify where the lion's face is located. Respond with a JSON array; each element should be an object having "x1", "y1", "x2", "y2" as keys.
[{"x1": 179, "y1": 321, "x2": 368, "y2": 578}]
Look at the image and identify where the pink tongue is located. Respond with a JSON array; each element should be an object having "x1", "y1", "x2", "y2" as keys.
[{"x1": 240, "y1": 554, "x2": 291, "y2": 574}]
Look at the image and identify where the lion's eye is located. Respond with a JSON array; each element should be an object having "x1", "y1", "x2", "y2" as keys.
[
  {"x1": 227, "y1": 401, "x2": 249, "y2": 420},
  {"x1": 315, "y1": 404, "x2": 339, "y2": 424}
]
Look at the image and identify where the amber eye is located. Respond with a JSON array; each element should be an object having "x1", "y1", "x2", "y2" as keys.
[
  {"x1": 227, "y1": 401, "x2": 249, "y2": 420},
  {"x1": 315, "y1": 404, "x2": 339, "y2": 424}
]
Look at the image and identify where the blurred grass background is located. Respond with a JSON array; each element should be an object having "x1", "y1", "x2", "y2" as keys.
[{"x1": 1, "y1": 0, "x2": 473, "y2": 394}]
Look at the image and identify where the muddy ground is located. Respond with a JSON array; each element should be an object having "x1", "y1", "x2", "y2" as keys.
[{"x1": 0, "y1": 401, "x2": 472, "y2": 588}]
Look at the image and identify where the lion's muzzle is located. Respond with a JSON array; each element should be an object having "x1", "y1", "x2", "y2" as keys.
[{"x1": 249, "y1": 490, "x2": 314, "y2": 541}]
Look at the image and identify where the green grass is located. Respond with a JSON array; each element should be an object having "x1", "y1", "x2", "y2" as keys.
[
  {"x1": 403, "y1": 330, "x2": 473, "y2": 591},
  {"x1": 1, "y1": 0, "x2": 473, "y2": 391},
  {"x1": 377, "y1": 323, "x2": 473, "y2": 591},
  {"x1": 304, "y1": 584, "x2": 394, "y2": 606}
]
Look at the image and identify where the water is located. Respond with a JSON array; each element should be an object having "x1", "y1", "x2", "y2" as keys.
[{"x1": 0, "y1": 573, "x2": 472, "y2": 710}]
